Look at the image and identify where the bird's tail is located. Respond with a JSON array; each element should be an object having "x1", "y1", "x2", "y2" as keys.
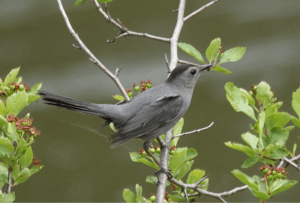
[{"x1": 38, "y1": 91, "x2": 105, "y2": 117}]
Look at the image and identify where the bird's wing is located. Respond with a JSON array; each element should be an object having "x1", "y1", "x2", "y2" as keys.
[{"x1": 109, "y1": 94, "x2": 183, "y2": 147}]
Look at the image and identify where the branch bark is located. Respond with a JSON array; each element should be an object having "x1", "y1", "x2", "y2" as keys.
[
  {"x1": 57, "y1": 0, "x2": 130, "y2": 102},
  {"x1": 184, "y1": 0, "x2": 221, "y2": 22}
]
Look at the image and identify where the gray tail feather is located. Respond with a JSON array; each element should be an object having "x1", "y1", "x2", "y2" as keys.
[{"x1": 38, "y1": 91, "x2": 104, "y2": 117}]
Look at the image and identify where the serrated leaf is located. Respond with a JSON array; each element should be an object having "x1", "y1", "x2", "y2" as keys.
[
  {"x1": 240, "y1": 88, "x2": 255, "y2": 106},
  {"x1": 211, "y1": 65, "x2": 232, "y2": 74},
  {"x1": 265, "y1": 112, "x2": 291, "y2": 131},
  {"x1": 0, "y1": 137, "x2": 14, "y2": 153},
  {"x1": 206, "y1": 38, "x2": 221, "y2": 63},
  {"x1": 253, "y1": 175, "x2": 267, "y2": 193},
  {"x1": 256, "y1": 82, "x2": 273, "y2": 107},
  {"x1": 135, "y1": 184, "x2": 142, "y2": 203},
  {"x1": 225, "y1": 82, "x2": 257, "y2": 121},
  {"x1": 113, "y1": 94, "x2": 124, "y2": 101},
  {"x1": 265, "y1": 104, "x2": 278, "y2": 118},
  {"x1": 19, "y1": 146, "x2": 33, "y2": 168},
  {"x1": 30, "y1": 82, "x2": 42, "y2": 95},
  {"x1": 225, "y1": 141, "x2": 256, "y2": 157},
  {"x1": 186, "y1": 169, "x2": 205, "y2": 184},
  {"x1": 0, "y1": 192, "x2": 15, "y2": 202},
  {"x1": 268, "y1": 148, "x2": 289, "y2": 159},
  {"x1": 0, "y1": 163, "x2": 8, "y2": 180},
  {"x1": 169, "y1": 147, "x2": 188, "y2": 175},
  {"x1": 241, "y1": 132, "x2": 258, "y2": 149},
  {"x1": 129, "y1": 152, "x2": 158, "y2": 169},
  {"x1": 241, "y1": 157, "x2": 259, "y2": 168},
  {"x1": 219, "y1": 47, "x2": 246, "y2": 64},
  {"x1": 30, "y1": 165, "x2": 43, "y2": 176},
  {"x1": 267, "y1": 128, "x2": 289, "y2": 147},
  {"x1": 6, "y1": 91, "x2": 28, "y2": 116},
  {"x1": 0, "y1": 114, "x2": 8, "y2": 131},
  {"x1": 123, "y1": 189, "x2": 136, "y2": 203},
  {"x1": 232, "y1": 169, "x2": 258, "y2": 190},
  {"x1": 4, "y1": 67, "x2": 20, "y2": 86},
  {"x1": 172, "y1": 117, "x2": 184, "y2": 146},
  {"x1": 269, "y1": 179, "x2": 297, "y2": 196},
  {"x1": 176, "y1": 160, "x2": 193, "y2": 180},
  {"x1": 291, "y1": 116, "x2": 300, "y2": 128},
  {"x1": 186, "y1": 148, "x2": 198, "y2": 161},
  {"x1": 28, "y1": 94, "x2": 40, "y2": 104},
  {"x1": 178, "y1": 43, "x2": 205, "y2": 63},
  {"x1": 15, "y1": 168, "x2": 31, "y2": 185},
  {"x1": 292, "y1": 87, "x2": 300, "y2": 117},
  {"x1": 258, "y1": 112, "x2": 265, "y2": 148},
  {"x1": 0, "y1": 100, "x2": 6, "y2": 117},
  {"x1": 261, "y1": 144, "x2": 281, "y2": 156},
  {"x1": 248, "y1": 187, "x2": 270, "y2": 201},
  {"x1": 11, "y1": 164, "x2": 20, "y2": 181}
]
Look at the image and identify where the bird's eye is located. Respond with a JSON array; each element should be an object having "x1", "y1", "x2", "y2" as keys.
[{"x1": 190, "y1": 69, "x2": 197, "y2": 75}]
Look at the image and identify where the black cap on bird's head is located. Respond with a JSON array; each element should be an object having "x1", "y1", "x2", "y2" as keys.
[{"x1": 166, "y1": 64, "x2": 213, "y2": 88}]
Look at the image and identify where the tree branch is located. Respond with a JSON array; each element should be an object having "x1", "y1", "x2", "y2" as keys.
[
  {"x1": 57, "y1": 0, "x2": 130, "y2": 102},
  {"x1": 93, "y1": 0, "x2": 170, "y2": 43},
  {"x1": 184, "y1": 0, "x2": 221, "y2": 22},
  {"x1": 178, "y1": 59, "x2": 202, "y2": 67},
  {"x1": 173, "y1": 121, "x2": 214, "y2": 139}
]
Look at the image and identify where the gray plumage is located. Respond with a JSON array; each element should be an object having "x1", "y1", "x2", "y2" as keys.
[{"x1": 39, "y1": 64, "x2": 211, "y2": 151}]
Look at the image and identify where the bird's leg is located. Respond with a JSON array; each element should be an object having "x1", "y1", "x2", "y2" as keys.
[{"x1": 143, "y1": 141, "x2": 172, "y2": 178}]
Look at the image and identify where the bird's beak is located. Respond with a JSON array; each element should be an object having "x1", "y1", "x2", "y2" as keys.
[{"x1": 200, "y1": 64, "x2": 213, "y2": 72}]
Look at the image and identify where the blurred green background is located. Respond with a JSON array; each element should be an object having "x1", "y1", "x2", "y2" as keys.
[{"x1": 1, "y1": 0, "x2": 300, "y2": 202}]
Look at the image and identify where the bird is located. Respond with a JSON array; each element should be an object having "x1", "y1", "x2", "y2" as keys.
[{"x1": 38, "y1": 64, "x2": 212, "y2": 174}]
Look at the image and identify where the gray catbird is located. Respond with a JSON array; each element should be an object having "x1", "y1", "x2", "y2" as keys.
[{"x1": 39, "y1": 64, "x2": 212, "y2": 173}]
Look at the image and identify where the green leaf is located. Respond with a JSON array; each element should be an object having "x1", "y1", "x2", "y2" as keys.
[
  {"x1": 98, "y1": 0, "x2": 113, "y2": 2},
  {"x1": 19, "y1": 146, "x2": 33, "y2": 168},
  {"x1": 291, "y1": 116, "x2": 300, "y2": 128},
  {"x1": 225, "y1": 141, "x2": 256, "y2": 157},
  {"x1": 253, "y1": 175, "x2": 267, "y2": 193},
  {"x1": 29, "y1": 82, "x2": 42, "y2": 95},
  {"x1": 219, "y1": 47, "x2": 246, "y2": 64},
  {"x1": 169, "y1": 147, "x2": 188, "y2": 175},
  {"x1": 0, "y1": 137, "x2": 14, "y2": 153},
  {"x1": 178, "y1": 43, "x2": 205, "y2": 63},
  {"x1": 15, "y1": 168, "x2": 31, "y2": 185},
  {"x1": 186, "y1": 148, "x2": 198, "y2": 161},
  {"x1": 0, "y1": 163, "x2": 8, "y2": 180},
  {"x1": 265, "y1": 112, "x2": 291, "y2": 131},
  {"x1": 225, "y1": 82, "x2": 257, "y2": 121},
  {"x1": 255, "y1": 82, "x2": 273, "y2": 107},
  {"x1": 176, "y1": 160, "x2": 194, "y2": 180},
  {"x1": 0, "y1": 114, "x2": 8, "y2": 131},
  {"x1": 0, "y1": 143, "x2": 12, "y2": 157},
  {"x1": 269, "y1": 179, "x2": 297, "y2": 196},
  {"x1": 123, "y1": 188, "x2": 136, "y2": 203},
  {"x1": 11, "y1": 163, "x2": 20, "y2": 181},
  {"x1": 265, "y1": 104, "x2": 278, "y2": 118},
  {"x1": 113, "y1": 94, "x2": 124, "y2": 101},
  {"x1": 268, "y1": 148, "x2": 289, "y2": 159},
  {"x1": 241, "y1": 132, "x2": 258, "y2": 149},
  {"x1": 6, "y1": 91, "x2": 28, "y2": 116},
  {"x1": 248, "y1": 187, "x2": 270, "y2": 201},
  {"x1": 261, "y1": 144, "x2": 281, "y2": 156},
  {"x1": 145, "y1": 175, "x2": 158, "y2": 184},
  {"x1": 241, "y1": 157, "x2": 259, "y2": 168},
  {"x1": 240, "y1": 88, "x2": 255, "y2": 106},
  {"x1": 74, "y1": 0, "x2": 88, "y2": 6},
  {"x1": 258, "y1": 112, "x2": 265, "y2": 148},
  {"x1": 129, "y1": 152, "x2": 159, "y2": 169},
  {"x1": 0, "y1": 192, "x2": 15, "y2": 202},
  {"x1": 231, "y1": 169, "x2": 258, "y2": 190},
  {"x1": 4, "y1": 67, "x2": 20, "y2": 86},
  {"x1": 109, "y1": 122, "x2": 117, "y2": 132},
  {"x1": 30, "y1": 165, "x2": 43, "y2": 176},
  {"x1": 28, "y1": 94, "x2": 40, "y2": 104},
  {"x1": 135, "y1": 184, "x2": 142, "y2": 203},
  {"x1": 186, "y1": 169, "x2": 205, "y2": 184},
  {"x1": 172, "y1": 117, "x2": 184, "y2": 146},
  {"x1": 0, "y1": 100, "x2": 6, "y2": 117},
  {"x1": 292, "y1": 87, "x2": 300, "y2": 117},
  {"x1": 206, "y1": 38, "x2": 221, "y2": 63},
  {"x1": 210, "y1": 65, "x2": 232, "y2": 74},
  {"x1": 267, "y1": 128, "x2": 289, "y2": 147}
]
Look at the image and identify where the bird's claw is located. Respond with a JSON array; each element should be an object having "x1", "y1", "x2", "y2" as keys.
[{"x1": 155, "y1": 167, "x2": 173, "y2": 179}]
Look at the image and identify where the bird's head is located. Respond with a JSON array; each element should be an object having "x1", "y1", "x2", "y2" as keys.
[{"x1": 166, "y1": 64, "x2": 212, "y2": 89}]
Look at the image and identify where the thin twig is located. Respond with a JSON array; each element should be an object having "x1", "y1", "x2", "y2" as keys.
[
  {"x1": 93, "y1": 0, "x2": 170, "y2": 43},
  {"x1": 7, "y1": 166, "x2": 12, "y2": 193},
  {"x1": 178, "y1": 59, "x2": 202, "y2": 67},
  {"x1": 174, "y1": 122, "x2": 214, "y2": 138},
  {"x1": 165, "y1": 53, "x2": 171, "y2": 74},
  {"x1": 282, "y1": 157, "x2": 300, "y2": 171},
  {"x1": 57, "y1": 0, "x2": 130, "y2": 102},
  {"x1": 184, "y1": 0, "x2": 221, "y2": 22}
]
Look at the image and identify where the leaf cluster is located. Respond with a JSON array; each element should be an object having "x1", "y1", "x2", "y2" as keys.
[{"x1": 0, "y1": 68, "x2": 43, "y2": 201}]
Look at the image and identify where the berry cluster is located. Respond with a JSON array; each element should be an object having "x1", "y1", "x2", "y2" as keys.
[
  {"x1": 169, "y1": 146, "x2": 177, "y2": 155},
  {"x1": 149, "y1": 192, "x2": 170, "y2": 202},
  {"x1": 6, "y1": 114, "x2": 40, "y2": 139},
  {"x1": 0, "y1": 81, "x2": 31, "y2": 97},
  {"x1": 138, "y1": 146, "x2": 161, "y2": 157},
  {"x1": 125, "y1": 80, "x2": 152, "y2": 99},
  {"x1": 260, "y1": 165, "x2": 287, "y2": 181}
]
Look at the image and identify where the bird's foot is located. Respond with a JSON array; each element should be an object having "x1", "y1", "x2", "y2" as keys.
[{"x1": 155, "y1": 167, "x2": 173, "y2": 179}]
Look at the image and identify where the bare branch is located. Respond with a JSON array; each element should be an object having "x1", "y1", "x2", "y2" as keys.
[
  {"x1": 282, "y1": 157, "x2": 300, "y2": 171},
  {"x1": 277, "y1": 153, "x2": 300, "y2": 168},
  {"x1": 178, "y1": 59, "x2": 202, "y2": 67},
  {"x1": 7, "y1": 166, "x2": 12, "y2": 194},
  {"x1": 165, "y1": 53, "x2": 171, "y2": 74},
  {"x1": 56, "y1": 0, "x2": 130, "y2": 102},
  {"x1": 115, "y1": 65, "x2": 123, "y2": 77},
  {"x1": 184, "y1": 0, "x2": 221, "y2": 22},
  {"x1": 174, "y1": 122, "x2": 214, "y2": 138},
  {"x1": 93, "y1": 0, "x2": 170, "y2": 43},
  {"x1": 72, "y1": 44, "x2": 82, "y2": 49}
]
